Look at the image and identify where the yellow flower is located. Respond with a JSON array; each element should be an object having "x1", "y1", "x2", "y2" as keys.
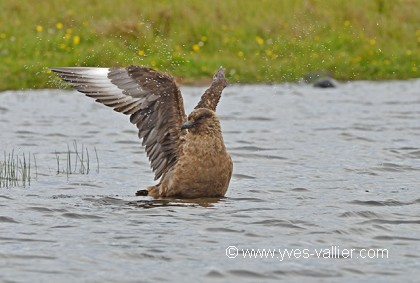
[
  {"x1": 256, "y1": 36, "x2": 264, "y2": 46},
  {"x1": 36, "y1": 25, "x2": 43, "y2": 32},
  {"x1": 56, "y1": 22, "x2": 64, "y2": 29},
  {"x1": 237, "y1": 51, "x2": 244, "y2": 57},
  {"x1": 192, "y1": 44, "x2": 200, "y2": 52},
  {"x1": 265, "y1": 49, "x2": 273, "y2": 57},
  {"x1": 73, "y1": 35, "x2": 80, "y2": 45},
  {"x1": 138, "y1": 50, "x2": 145, "y2": 56}
]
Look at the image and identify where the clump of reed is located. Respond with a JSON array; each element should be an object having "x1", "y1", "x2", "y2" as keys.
[
  {"x1": 55, "y1": 141, "x2": 99, "y2": 176},
  {"x1": 0, "y1": 151, "x2": 36, "y2": 188},
  {"x1": 0, "y1": 142, "x2": 99, "y2": 188}
]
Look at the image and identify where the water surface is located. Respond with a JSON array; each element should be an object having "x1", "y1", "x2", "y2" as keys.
[{"x1": 1, "y1": 80, "x2": 420, "y2": 282}]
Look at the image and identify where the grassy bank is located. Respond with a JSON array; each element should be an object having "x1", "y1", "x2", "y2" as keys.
[{"x1": 0, "y1": 0, "x2": 419, "y2": 90}]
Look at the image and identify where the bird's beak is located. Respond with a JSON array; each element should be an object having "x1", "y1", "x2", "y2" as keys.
[{"x1": 181, "y1": 120, "x2": 195, "y2": 130}]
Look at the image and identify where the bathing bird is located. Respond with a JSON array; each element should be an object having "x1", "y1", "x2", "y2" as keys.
[{"x1": 51, "y1": 66, "x2": 232, "y2": 198}]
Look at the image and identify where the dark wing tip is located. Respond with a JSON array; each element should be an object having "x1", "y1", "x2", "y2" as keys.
[
  {"x1": 50, "y1": 67, "x2": 72, "y2": 73},
  {"x1": 194, "y1": 67, "x2": 228, "y2": 111},
  {"x1": 214, "y1": 67, "x2": 225, "y2": 78},
  {"x1": 49, "y1": 67, "x2": 87, "y2": 78},
  {"x1": 213, "y1": 67, "x2": 227, "y2": 88},
  {"x1": 50, "y1": 67, "x2": 63, "y2": 74}
]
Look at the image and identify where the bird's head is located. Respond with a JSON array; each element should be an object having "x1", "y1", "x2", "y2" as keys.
[{"x1": 181, "y1": 108, "x2": 221, "y2": 134}]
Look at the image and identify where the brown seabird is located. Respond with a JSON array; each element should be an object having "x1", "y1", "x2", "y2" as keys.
[{"x1": 50, "y1": 66, "x2": 233, "y2": 198}]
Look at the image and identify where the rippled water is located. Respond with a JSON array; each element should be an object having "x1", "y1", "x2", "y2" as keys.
[{"x1": 1, "y1": 80, "x2": 420, "y2": 282}]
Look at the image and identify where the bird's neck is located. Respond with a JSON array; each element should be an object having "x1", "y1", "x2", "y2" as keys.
[{"x1": 186, "y1": 129, "x2": 227, "y2": 153}]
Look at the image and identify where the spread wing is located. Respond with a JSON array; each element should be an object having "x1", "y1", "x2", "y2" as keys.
[
  {"x1": 194, "y1": 67, "x2": 228, "y2": 111},
  {"x1": 50, "y1": 66, "x2": 187, "y2": 180}
]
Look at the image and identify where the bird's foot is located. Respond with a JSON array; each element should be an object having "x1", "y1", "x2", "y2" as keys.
[{"x1": 135, "y1": 189, "x2": 149, "y2": 196}]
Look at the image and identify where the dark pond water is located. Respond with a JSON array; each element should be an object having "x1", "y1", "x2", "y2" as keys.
[{"x1": 1, "y1": 80, "x2": 420, "y2": 282}]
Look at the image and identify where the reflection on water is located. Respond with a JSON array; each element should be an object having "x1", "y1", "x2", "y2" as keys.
[
  {"x1": 91, "y1": 196, "x2": 225, "y2": 209},
  {"x1": 1, "y1": 80, "x2": 420, "y2": 282}
]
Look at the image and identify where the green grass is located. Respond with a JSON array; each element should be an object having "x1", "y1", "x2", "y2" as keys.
[{"x1": 0, "y1": 0, "x2": 419, "y2": 90}]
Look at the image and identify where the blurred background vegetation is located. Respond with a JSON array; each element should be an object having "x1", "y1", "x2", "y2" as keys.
[{"x1": 0, "y1": 0, "x2": 419, "y2": 90}]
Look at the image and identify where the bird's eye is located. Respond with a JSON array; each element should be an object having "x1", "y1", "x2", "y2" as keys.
[{"x1": 196, "y1": 115, "x2": 206, "y2": 122}]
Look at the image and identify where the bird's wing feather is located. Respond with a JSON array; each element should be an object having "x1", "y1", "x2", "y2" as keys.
[
  {"x1": 194, "y1": 67, "x2": 228, "y2": 111},
  {"x1": 51, "y1": 66, "x2": 187, "y2": 180}
]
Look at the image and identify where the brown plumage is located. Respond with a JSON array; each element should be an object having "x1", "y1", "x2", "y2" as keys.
[{"x1": 50, "y1": 66, "x2": 232, "y2": 198}]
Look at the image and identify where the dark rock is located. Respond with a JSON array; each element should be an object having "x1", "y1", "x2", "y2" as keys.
[{"x1": 313, "y1": 78, "x2": 336, "y2": 88}]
